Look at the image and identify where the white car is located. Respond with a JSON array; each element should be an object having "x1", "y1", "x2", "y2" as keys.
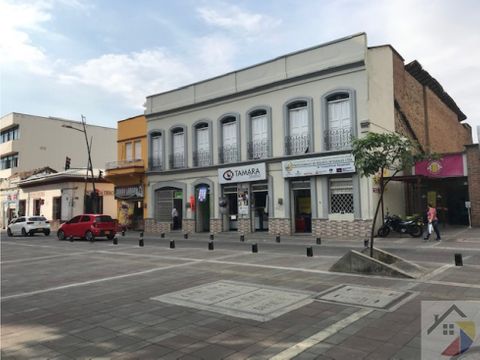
[{"x1": 7, "y1": 216, "x2": 51, "y2": 237}]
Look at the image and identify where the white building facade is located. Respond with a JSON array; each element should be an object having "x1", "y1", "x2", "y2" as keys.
[{"x1": 143, "y1": 33, "x2": 467, "y2": 237}]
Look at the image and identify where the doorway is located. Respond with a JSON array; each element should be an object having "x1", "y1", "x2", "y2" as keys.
[
  {"x1": 195, "y1": 184, "x2": 210, "y2": 232},
  {"x1": 155, "y1": 188, "x2": 183, "y2": 230},
  {"x1": 223, "y1": 185, "x2": 238, "y2": 231},
  {"x1": 252, "y1": 183, "x2": 268, "y2": 232},
  {"x1": 291, "y1": 179, "x2": 311, "y2": 233}
]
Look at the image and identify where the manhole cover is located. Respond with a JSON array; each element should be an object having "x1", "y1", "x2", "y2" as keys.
[
  {"x1": 151, "y1": 280, "x2": 315, "y2": 322},
  {"x1": 315, "y1": 284, "x2": 416, "y2": 311}
]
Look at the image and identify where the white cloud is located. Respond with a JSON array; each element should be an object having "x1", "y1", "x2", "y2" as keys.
[{"x1": 197, "y1": 3, "x2": 281, "y2": 35}]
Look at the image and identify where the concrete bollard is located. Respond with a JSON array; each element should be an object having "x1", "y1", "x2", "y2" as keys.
[
  {"x1": 252, "y1": 243, "x2": 258, "y2": 253},
  {"x1": 210, "y1": 234, "x2": 214, "y2": 240},
  {"x1": 208, "y1": 241, "x2": 214, "y2": 250},
  {"x1": 240, "y1": 234, "x2": 245, "y2": 242},
  {"x1": 454, "y1": 253, "x2": 463, "y2": 266},
  {"x1": 316, "y1": 237, "x2": 321, "y2": 245},
  {"x1": 161, "y1": 233, "x2": 165, "y2": 238},
  {"x1": 307, "y1": 246, "x2": 313, "y2": 257},
  {"x1": 275, "y1": 235, "x2": 281, "y2": 243},
  {"x1": 364, "y1": 239, "x2": 369, "y2": 248},
  {"x1": 113, "y1": 237, "x2": 118, "y2": 245},
  {"x1": 184, "y1": 233, "x2": 188, "y2": 239},
  {"x1": 139, "y1": 239, "x2": 144, "y2": 247},
  {"x1": 170, "y1": 240, "x2": 175, "y2": 249}
]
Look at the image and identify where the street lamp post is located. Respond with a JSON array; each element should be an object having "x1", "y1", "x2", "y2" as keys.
[{"x1": 62, "y1": 115, "x2": 97, "y2": 213}]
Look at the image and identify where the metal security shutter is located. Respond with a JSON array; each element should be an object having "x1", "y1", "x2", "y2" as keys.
[{"x1": 155, "y1": 189, "x2": 173, "y2": 221}]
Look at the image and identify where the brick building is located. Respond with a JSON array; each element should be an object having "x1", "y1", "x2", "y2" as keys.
[{"x1": 143, "y1": 33, "x2": 472, "y2": 237}]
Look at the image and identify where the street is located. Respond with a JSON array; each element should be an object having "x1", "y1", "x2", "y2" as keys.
[{"x1": 1, "y1": 228, "x2": 479, "y2": 359}]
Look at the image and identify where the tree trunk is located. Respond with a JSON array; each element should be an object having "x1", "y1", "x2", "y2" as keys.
[{"x1": 370, "y1": 172, "x2": 385, "y2": 257}]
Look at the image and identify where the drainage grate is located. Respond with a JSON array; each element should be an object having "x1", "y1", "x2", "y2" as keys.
[
  {"x1": 151, "y1": 280, "x2": 315, "y2": 322},
  {"x1": 315, "y1": 284, "x2": 416, "y2": 311}
]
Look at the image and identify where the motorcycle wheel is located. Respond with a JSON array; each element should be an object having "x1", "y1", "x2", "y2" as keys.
[
  {"x1": 409, "y1": 225, "x2": 423, "y2": 238},
  {"x1": 377, "y1": 226, "x2": 390, "y2": 237}
]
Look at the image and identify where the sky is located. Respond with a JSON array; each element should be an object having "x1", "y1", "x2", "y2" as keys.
[{"x1": 1, "y1": 0, "x2": 479, "y2": 141}]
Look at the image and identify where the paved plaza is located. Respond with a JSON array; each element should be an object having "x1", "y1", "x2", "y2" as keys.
[{"x1": 1, "y1": 227, "x2": 480, "y2": 359}]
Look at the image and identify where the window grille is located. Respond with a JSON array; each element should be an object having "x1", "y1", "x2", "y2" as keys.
[{"x1": 329, "y1": 178, "x2": 354, "y2": 214}]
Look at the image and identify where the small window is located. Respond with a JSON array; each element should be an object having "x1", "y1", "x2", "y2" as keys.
[
  {"x1": 285, "y1": 99, "x2": 311, "y2": 155},
  {"x1": 134, "y1": 140, "x2": 142, "y2": 160},
  {"x1": 69, "y1": 215, "x2": 81, "y2": 224},
  {"x1": 329, "y1": 178, "x2": 354, "y2": 214},
  {"x1": 219, "y1": 115, "x2": 239, "y2": 164},
  {"x1": 150, "y1": 132, "x2": 163, "y2": 170},
  {"x1": 125, "y1": 143, "x2": 133, "y2": 161},
  {"x1": 80, "y1": 216, "x2": 91, "y2": 222},
  {"x1": 17, "y1": 217, "x2": 26, "y2": 223}
]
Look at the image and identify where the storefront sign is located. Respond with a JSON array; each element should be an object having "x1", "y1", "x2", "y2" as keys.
[
  {"x1": 218, "y1": 163, "x2": 266, "y2": 184},
  {"x1": 414, "y1": 153, "x2": 465, "y2": 178},
  {"x1": 282, "y1": 154, "x2": 355, "y2": 178},
  {"x1": 114, "y1": 185, "x2": 144, "y2": 199}
]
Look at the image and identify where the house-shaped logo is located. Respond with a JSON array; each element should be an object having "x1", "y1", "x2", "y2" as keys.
[{"x1": 427, "y1": 304, "x2": 476, "y2": 356}]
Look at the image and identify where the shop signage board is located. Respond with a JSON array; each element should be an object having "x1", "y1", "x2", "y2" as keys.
[
  {"x1": 218, "y1": 163, "x2": 266, "y2": 184},
  {"x1": 282, "y1": 154, "x2": 355, "y2": 178},
  {"x1": 414, "y1": 153, "x2": 465, "y2": 178},
  {"x1": 114, "y1": 185, "x2": 143, "y2": 199}
]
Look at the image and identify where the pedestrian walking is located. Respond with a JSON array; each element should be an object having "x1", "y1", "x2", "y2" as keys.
[
  {"x1": 172, "y1": 207, "x2": 179, "y2": 230},
  {"x1": 424, "y1": 203, "x2": 441, "y2": 241}
]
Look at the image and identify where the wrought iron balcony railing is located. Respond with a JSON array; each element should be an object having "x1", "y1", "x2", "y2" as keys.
[
  {"x1": 169, "y1": 153, "x2": 185, "y2": 169},
  {"x1": 218, "y1": 144, "x2": 238, "y2": 164},
  {"x1": 247, "y1": 139, "x2": 270, "y2": 160},
  {"x1": 285, "y1": 135, "x2": 310, "y2": 155},
  {"x1": 193, "y1": 150, "x2": 212, "y2": 167},
  {"x1": 324, "y1": 128, "x2": 352, "y2": 151},
  {"x1": 148, "y1": 157, "x2": 164, "y2": 171},
  {"x1": 106, "y1": 159, "x2": 144, "y2": 170}
]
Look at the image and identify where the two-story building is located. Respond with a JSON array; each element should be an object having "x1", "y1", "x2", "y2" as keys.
[
  {"x1": 104, "y1": 115, "x2": 147, "y2": 230},
  {"x1": 143, "y1": 33, "x2": 472, "y2": 237}
]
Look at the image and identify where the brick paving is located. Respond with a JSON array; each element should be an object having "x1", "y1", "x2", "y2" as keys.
[{"x1": 1, "y1": 227, "x2": 479, "y2": 359}]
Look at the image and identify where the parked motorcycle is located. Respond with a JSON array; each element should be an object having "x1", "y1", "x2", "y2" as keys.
[{"x1": 377, "y1": 214, "x2": 423, "y2": 238}]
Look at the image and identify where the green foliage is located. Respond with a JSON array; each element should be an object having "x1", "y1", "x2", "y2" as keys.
[{"x1": 352, "y1": 132, "x2": 422, "y2": 178}]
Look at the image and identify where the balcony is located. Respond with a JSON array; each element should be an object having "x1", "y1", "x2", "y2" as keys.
[
  {"x1": 285, "y1": 135, "x2": 310, "y2": 155},
  {"x1": 218, "y1": 144, "x2": 238, "y2": 164},
  {"x1": 169, "y1": 153, "x2": 185, "y2": 169},
  {"x1": 193, "y1": 150, "x2": 212, "y2": 167},
  {"x1": 148, "y1": 157, "x2": 164, "y2": 171},
  {"x1": 324, "y1": 128, "x2": 352, "y2": 151},
  {"x1": 105, "y1": 159, "x2": 144, "y2": 170},
  {"x1": 247, "y1": 139, "x2": 270, "y2": 160}
]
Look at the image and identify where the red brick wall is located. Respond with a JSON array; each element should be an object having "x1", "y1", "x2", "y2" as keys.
[
  {"x1": 393, "y1": 54, "x2": 471, "y2": 153},
  {"x1": 466, "y1": 145, "x2": 480, "y2": 226}
]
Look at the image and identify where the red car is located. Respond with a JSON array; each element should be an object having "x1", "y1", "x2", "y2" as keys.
[{"x1": 57, "y1": 214, "x2": 116, "y2": 241}]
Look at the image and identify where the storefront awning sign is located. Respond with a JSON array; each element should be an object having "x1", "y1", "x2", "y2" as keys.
[
  {"x1": 114, "y1": 185, "x2": 143, "y2": 199},
  {"x1": 414, "y1": 153, "x2": 465, "y2": 178},
  {"x1": 218, "y1": 163, "x2": 266, "y2": 184},
  {"x1": 282, "y1": 154, "x2": 355, "y2": 178}
]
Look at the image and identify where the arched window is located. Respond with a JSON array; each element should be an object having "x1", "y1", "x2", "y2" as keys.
[
  {"x1": 149, "y1": 130, "x2": 164, "y2": 170},
  {"x1": 192, "y1": 120, "x2": 212, "y2": 167},
  {"x1": 322, "y1": 90, "x2": 355, "y2": 151},
  {"x1": 283, "y1": 97, "x2": 313, "y2": 155},
  {"x1": 218, "y1": 113, "x2": 240, "y2": 164},
  {"x1": 169, "y1": 126, "x2": 187, "y2": 169},
  {"x1": 247, "y1": 106, "x2": 272, "y2": 160}
]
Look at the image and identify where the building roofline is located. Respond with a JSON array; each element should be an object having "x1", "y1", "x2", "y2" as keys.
[
  {"x1": 368, "y1": 44, "x2": 405, "y2": 61},
  {"x1": 146, "y1": 32, "x2": 367, "y2": 99},
  {"x1": 0, "y1": 112, "x2": 117, "y2": 130},
  {"x1": 118, "y1": 114, "x2": 146, "y2": 123}
]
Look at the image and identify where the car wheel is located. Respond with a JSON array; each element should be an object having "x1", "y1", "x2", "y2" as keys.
[
  {"x1": 21, "y1": 227, "x2": 27, "y2": 237},
  {"x1": 44, "y1": 229, "x2": 51, "y2": 236},
  {"x1": 7, "y1": 228, "x2": 13, "y2": 237},
  {"x1": 57, "y1": 230, "x2": 66, "y2": 240},
  {"x1": 85, "y1": 231, "x2": 94, "y2": 242}
]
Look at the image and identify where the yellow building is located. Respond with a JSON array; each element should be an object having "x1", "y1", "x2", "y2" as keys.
[{"x1": 105, "y1": 115, "x2": 147, "y2": 230}]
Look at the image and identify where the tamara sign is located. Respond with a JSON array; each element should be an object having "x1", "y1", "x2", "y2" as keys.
[
  {"x1": 282, "y1": 154, "x2": 355, "y2": 178},
  {"x1": 218, "y1": 163, "x2": 266, "y2": 184}
]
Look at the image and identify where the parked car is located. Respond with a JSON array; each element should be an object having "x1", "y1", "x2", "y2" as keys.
[
  {"x1": 7, "y1": 216, "x2": 51, "y2": 236},
  {"x1": 57, "y1": 214, "x2": 116, "y2": 241}
]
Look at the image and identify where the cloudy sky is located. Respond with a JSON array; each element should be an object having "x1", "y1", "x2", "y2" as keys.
[{"x1": 1, "y1": 0, "x2": 479, "y2": 141}]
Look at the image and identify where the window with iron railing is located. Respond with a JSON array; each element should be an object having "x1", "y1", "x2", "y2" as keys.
[
  {"x1": 285, "y1": 135, "x2": 310, "y2": 155},
  {"x1": 329, "y1": 178, "x2": 354, "y2": 214},
  {"x1": 169, "y1": 153, "x2": 185, "y2": 169},
  {"x1": 324, "y1": 128, "x2": 353, "y2": 151},
  {"x1": 193, "y1": 150, "x2": 211, "y2": 167},
  {"x1": 247, "y1": 139, "x2": 270, "y2": 160},
  {"x1": 150, "y1": 133, "x2": 164, "y2": 171},
  {"x1": 218, "y1": 144, "x2": 238, "y2": 164},
  {"x1": 149, "y1": 157, "x2": 164, "y2": 171}
]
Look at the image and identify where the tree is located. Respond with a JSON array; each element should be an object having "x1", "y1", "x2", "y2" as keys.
[{"x1": 352, "y1": 132, "x2": 424, "y2": 257}]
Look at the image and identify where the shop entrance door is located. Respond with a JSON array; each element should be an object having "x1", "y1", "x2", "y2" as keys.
[
  {"x1": 291, "y1": 179, "x2": 311, "y2": 233},
  {"x1": 155, "y1": 188, "x2": 183, "y2": 230},
  {"x1": 195, "y1": 185, "x2": 210, "y2": 232},
  {"x1": 223, "y1": 185, "x2": 238, "y2": 231},
  {"x1": 252, "y1": 183, "x2": 268, "y2": 232}
]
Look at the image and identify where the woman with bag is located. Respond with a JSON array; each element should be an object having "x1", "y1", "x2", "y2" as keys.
[{"x1": 423, "y1": 203, "x2": 441, "y2": 241}]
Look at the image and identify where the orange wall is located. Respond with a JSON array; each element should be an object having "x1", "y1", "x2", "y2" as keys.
[{"x1": 117, "y1": 115, "x2": 148, "y2": 169}]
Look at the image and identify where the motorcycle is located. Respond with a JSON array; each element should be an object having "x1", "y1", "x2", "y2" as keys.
[{"x1": 377, "y1": 214, "x2": 423, "y2": 238}]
